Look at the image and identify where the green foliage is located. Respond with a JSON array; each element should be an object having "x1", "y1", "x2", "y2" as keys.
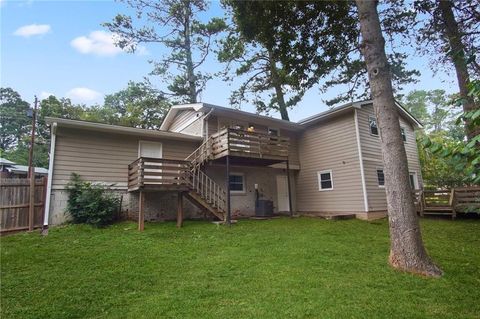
[
  {"x1": 0, "y1": 88, "x2": 31, "y2": 151},
  {"x1": 66, "y1": 173, "x2": 121, "y2": 227},
  {"x1": 103, "y1": 0, "x2": 227, "y2": 103},
  {"x1": 2, "y1": 218, "x2": 480, "y2": 318},
  {"x1": 102, "y1": 81, "x2": 170, "y2": 129},
  {"x1": 420, "y1": 80, "x2": 480, "y2": 186}
]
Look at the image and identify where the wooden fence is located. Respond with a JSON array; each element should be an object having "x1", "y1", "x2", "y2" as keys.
[{"x1": 0, "y1": 177, "x2": 47, "y2": 234}]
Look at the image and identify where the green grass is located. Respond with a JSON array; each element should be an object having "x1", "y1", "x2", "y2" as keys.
[{"x1": 1, "y1": 217, "x2": 479, "y2": 319}]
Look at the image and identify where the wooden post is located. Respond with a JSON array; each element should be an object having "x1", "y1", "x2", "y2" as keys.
[
  {"x1": 177, "y1": 192, "x2": 184, "y2": 228},
  {"x1": 28, "y1": 96, "x2": 38, "y2": 231},
  {"x1": 138, "y1": 191, "x2": 145, "y2": 231},
  {"x1": 225, "y1": 155, "x2": 231, "y2": 225},
  {"x1": 286, "y1": 159, "x2": 293, "y2": 217}
]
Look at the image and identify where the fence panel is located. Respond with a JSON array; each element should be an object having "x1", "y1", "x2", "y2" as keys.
[{"x1": 0, "y1": 177, "x2": 46, "y2": 233}]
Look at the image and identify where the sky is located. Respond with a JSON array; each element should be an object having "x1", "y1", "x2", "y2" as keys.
[{"x1": 1, "y1": 0, "x2": 459, "y2": 122}]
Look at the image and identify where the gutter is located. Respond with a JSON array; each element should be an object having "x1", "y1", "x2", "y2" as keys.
[{"x1": 42, "y1": 122, "x2": 57, "y2": 235}]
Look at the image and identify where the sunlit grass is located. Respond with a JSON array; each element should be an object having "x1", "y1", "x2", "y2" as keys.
[{"x1": 1, "y1": 217, "x2": 479, "y2": 318}]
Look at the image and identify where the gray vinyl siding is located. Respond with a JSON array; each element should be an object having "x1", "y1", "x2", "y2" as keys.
[
  {"x1": 181, "y1": 118, "x2": 203, "y2": 136},
  {"x1": 296, "y1": 111, "x2": 364, "y2": 212},
  {"x1": 357, "y1": 104, "x2": 423, "y2": 211},
  {"x1": 52, "y1": 127, "x2": 199, "y2": 190}
]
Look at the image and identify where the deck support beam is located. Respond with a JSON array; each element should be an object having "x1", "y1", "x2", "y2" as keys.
[
  {"x1": 286, "y1": 159, "x2": 293, "y2": 216},
  {"x1": 226, "y1": 155, "x2": 231, "y2": 225},
  {"x1": 138, "y1": 191, "x2": 145, "y2": 231},
  {"x1": 177, "y1": 192, "x2": 184, "y2": 228}
]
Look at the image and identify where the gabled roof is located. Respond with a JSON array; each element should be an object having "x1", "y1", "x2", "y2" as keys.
[
  {"x1": 298, "y1": 100, "x2": 423, "y2": 128},
  {"x1": 160, "y1": 100, "x2": 422, "y2": 133},
  {"x1": 160, "y1": 103, "x2": 304, "y2": 131},
  {"x1": 45, "y1": 117, "x2": 203, "y2": 142}
]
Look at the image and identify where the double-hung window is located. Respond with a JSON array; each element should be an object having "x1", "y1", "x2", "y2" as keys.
[
  {"x1": 369, "y1": 116, "x2": 379, "y2": 136},
  {"x1": 318, "y1": 170, "x2": 333, "y2": 191}
]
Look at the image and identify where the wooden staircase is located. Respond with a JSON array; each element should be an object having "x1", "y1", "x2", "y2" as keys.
[{"x1": 183, "y1": 139, "x2": 227, "y2": 221}]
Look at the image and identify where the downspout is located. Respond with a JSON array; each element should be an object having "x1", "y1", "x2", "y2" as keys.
[
  {"x1": 42, "y1": 122, "x2": 57, "y2": 235},
  {"x1": 202, "y1": 108, "x2": 214, "y2": 140},
  {"x1": 354, "y1": 109, "x2": 369, "y2": 213}
]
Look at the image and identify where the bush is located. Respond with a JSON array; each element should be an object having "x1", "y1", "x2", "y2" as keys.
[{"x1": 66, "y1": 173, "x2": 121, "y2": 227}]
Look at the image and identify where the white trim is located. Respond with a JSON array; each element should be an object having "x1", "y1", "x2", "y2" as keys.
[
  {"x1": 354, "y1": 109, "x2": 369, "y2": 212},
  {"x1": 317, "y1": 170, "x2": 333, "y2": 191},
  {"x1": 43, "y1": 122, "x2": 57, "y2": 227},
  {"x1": 229, "y1": 172, "x2": 246, "y2": 194},
  {"x1": 138, "y1": 141, "x2": 163, "y2": 158}
]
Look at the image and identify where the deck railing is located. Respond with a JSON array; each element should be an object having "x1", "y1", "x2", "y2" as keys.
[
  {"x1": 186, "y1": 128, "x2": 290, "y2": 167},
  {"x1": 128, "y1": 157, "x2": 191, "y2": 191}
]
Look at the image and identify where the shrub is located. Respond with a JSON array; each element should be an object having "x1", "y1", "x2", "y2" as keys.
[{"x1": 66, "y1": 173, "x2": 121, "y2": 227}]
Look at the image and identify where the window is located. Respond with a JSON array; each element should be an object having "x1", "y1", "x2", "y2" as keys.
[
  {"x1": 138, "y1": 141, "x2": 162, "y2": 158},
  {"x1": 229, "y1": 173, "x2": 245, "y2": 193},
  {"x1": 268, "y1": 128, "x2": 279, "y2": 136},
  {"x1": 369, "y1": 116, "x2": 379, "y2": 136},
  {"x1": 317, "y1": 170, "x2": 333, "y2": 191},
  {"x1": 400, "y1": 127, "x2": 407, "y2": 142},
  {"x1": 409, "y1": 172, "x2": 418, "y2": 190},
  {"x1": 377, "y1": 169, "x2": 385, "y2": 187}
]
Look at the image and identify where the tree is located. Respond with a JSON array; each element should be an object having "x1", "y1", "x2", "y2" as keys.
[
  {"x1": 102, "y1": 81, "x2": 170, "y2": 129},
  {"x1": 415, "y1": 0, "x2": 480, "y2": 142},
  {"x1": 104, "y1": 0, "x2": 226, "y2": 103},
  {"x1": 355, "y1": 0, "x2": 442, "y2": 277},
  {"x1": 0, "y1": 88, "x2": 30, "y2": 151},
  {"x1": 222, "y1": 1, "x2": 359, "y2": 118}
]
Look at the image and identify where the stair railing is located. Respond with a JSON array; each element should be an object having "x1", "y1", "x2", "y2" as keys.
[{"x1": 188, "y1": 165, "x2": 227, "y2": 214}]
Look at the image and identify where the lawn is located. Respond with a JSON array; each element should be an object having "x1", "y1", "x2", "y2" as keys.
[{"x1": 1, "y1": 217, "x2": 479, "y2": 319}]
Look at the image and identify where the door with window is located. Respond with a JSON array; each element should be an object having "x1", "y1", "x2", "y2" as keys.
[{"x1": 276, "y1": 175, "x2": 290, "y2": 212}]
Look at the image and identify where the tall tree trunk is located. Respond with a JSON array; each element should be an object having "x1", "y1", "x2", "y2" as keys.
[
  {"x1": 355, "y1": 0, "x2": 442, "y2": 277},
  {"x1": 438, "y1": 0, "x2": 479, "y2": 141},
  {"x1": 184, "y1": 1, "x2": 197, "y2": 104},
  {"x1": 268, "y1": 50, "x2": 290, "y2": 121}
]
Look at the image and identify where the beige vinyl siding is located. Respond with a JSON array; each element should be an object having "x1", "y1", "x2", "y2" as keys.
[
  {"x1": 296, "y1": 111, "x2": 364, "y2": 212},
  {"x1": 206, "y1": 115, "x2": 218, "y2": 136},
  {"x1": 169, "y1": 110, "x2": 202, "y2": 133},
  {"x1": 357, "y1": 104, "x2": 423, "y2": 211},
  {"x1": 52, "y1": 127, "x2": 199, "y2": 190},
  {"x1": 181, "y1": 117, "x2": 203, "y2": 136}
]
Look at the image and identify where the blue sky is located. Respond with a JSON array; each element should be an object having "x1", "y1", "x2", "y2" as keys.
[{"x1": 1, "y1": 0, "x2": 458, "y2": 122}]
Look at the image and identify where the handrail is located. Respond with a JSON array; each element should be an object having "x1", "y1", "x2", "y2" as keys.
[{"x1": 189, "y1": 166, "x2": 227, "y2": 214}]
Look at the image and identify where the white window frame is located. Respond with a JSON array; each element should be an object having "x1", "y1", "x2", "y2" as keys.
[
  {"x1": 376, "y1": 168, "x2": 385, "y2": 188},
  {"x1": 409, "y1": 172, "x2": 419, "y2": 190},
  {"x1": 369, "y1": 116, "x2": 379, "y2": 137},
  {"x1": 138, "y1": 141, "x2": 163, "y2": 158},
  {"x1": 400, "y1": 127, "x2": 407, "y2": 143},
  {"x1": 317, "y1": 170, "x2": 334, "y2": 191},
  {"x1": 229, "y1": 172, "x2": 246, "y2": 194}
]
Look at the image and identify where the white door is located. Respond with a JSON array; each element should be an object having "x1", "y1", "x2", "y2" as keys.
[
  {"x1": 276, "y1": 175, "x2": 290, "y2": 212},
  {"x1": 138, "y1": 141, "x2": 162, "y2": 158}
]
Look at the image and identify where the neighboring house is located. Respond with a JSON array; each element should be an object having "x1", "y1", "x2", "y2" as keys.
[
  {"x1": 43, "y1": 100, "x2": 423, "y2": 226},
  {"x1": 0, "y1": 157, "x2": 48, "y2": 178}
]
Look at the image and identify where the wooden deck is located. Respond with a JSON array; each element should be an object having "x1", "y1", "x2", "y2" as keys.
[
  {"x1": 413, "y1": 187, "x2": 480, "y2": 219},
  {"x1": 186, "y1": 128, "x2": 290, "y2": 167},
  {"x1": 128, "y1": 157, "x2": 191, "y2": 192}
]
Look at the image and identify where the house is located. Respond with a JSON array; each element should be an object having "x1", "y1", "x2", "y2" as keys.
[
  {"x1": 0, "y1": 157, "x2": 48, "y2": 178},
  {"x1": 43, "y1": 100, "x2": 423, "y2": 227}
]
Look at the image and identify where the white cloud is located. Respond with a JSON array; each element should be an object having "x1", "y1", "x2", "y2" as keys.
[
  {"x1": 14, "y1": 24, "x2": 51, "y2": 37},
  {"x1": 66, "y1": 87, "x2": 102, "y2": 102},
  {"x1": 39, "y1": 91, "x2": 54, "y2": 100},
  {"x1": 135, "y1": 45, "x2": 150, "y2": 56},
  {"x1": 70, "y1": 30, "x2": 123, "y2": 57}
]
